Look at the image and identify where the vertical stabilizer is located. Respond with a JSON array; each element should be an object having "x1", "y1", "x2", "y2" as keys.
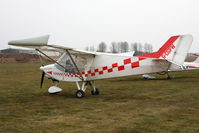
[
  {"x1": 157, "y1": 35, "x2": 193, "y2": 70},
  {"x1": 138, "y1": 35, "x2": 193, "y2": 70}
]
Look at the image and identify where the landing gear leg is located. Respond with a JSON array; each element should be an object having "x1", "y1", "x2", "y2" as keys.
[
  {"x1": 75, "y1": 81, "x2": 88, "y2": 98},
  {"x1": 48, "y1": 81, "x2": 62, "y2": 94},
  {"x1": 75, "y1": 81, "x2": 99, "y2": 98},
  {"x1": 157, "y1": 71, "x2": 173, "y2": 79},
  {"x1": 167, "y1": 73, "x2": 172, "y2": 79},
  {"x1": 89, "y1": 81, "x2": 99, "y2": 95}
]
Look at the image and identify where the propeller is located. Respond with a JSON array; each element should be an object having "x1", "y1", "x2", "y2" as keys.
[{"x1": 40, "y1": 71, "x2": 45, "y2": 88}]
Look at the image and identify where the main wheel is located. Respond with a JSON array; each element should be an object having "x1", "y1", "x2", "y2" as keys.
[
  {"x1": 167, "y1": 75, "x2": 173, "y2": 79},
  {"x1": 91, "y1": 88, "x2": 100, "y2": 95},
  {"x1": 76, "y1": 90, "x2": 85, "y2": 98}
]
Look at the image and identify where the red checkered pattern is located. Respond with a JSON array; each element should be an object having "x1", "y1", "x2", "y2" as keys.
[
  {"x1": 51, "y1": 57, "x2": 146, "y2": 78},
  {"x1": 79, "y1": 57, "x2": 146, "y2": 77},
  {"x1": 53, "y1": 72, "x2": 76, "y2": 77}
]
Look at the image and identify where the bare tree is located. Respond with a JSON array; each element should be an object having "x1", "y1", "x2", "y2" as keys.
[
  {"x1": 117, "y1": 42, "x2": 122, "y2": 53},
  {"x1": 97, "y1": 42, "x2": 107, "y2": 52},
  {"x1": 120, "y1": 42, "x2": 129, "y2": 53},
  {"x1": 131, "y1": 42, "x2": 138, "y2": 52},
  {"x1": 85, "y1": 46, "x2": 89, "y2": 51},
  {"x1": 84, "y1": 41, "x2": 153, "y2": 54},
  {"x1": 110, "y1": 42, "x2": 118, "y2": 53},
  {"x1": 144, "y1": 43, "x2": 149, "y2": 53},
  {"x1": 138, "y1": 43, "x2": 142, "y2": 53},
  {"x1": 149, "y1": 44, "x2": 153, "y2": 53},
  {"x1": 144, "y1": 43, "x2": 153, "y2": 53},
  {"x1": 89, "y1": 45, "x2": 95, "y2": 52}
]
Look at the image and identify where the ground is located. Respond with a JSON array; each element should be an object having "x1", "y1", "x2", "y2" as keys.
[{"x1": 0, "y1": 63, "x2": 199, "y2": 133}]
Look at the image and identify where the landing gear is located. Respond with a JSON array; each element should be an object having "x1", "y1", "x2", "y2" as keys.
[
  {"x1": 48, "y1": 81, "x2": 62, "y2": 94},
  {"x1": 75, "y1": 80, "x2": 99, "y2": 98},
  {"x1": 76, "y1": 90, "x2": 85, "y2": 98},
  {"x1": 166, "y1": 73, "x2": 172, "y2": 79},
  {"x1": 157, "y1": 71, "x2": 173, "y2": 79},
  {"x1": 89, "y1": 81, "x2": 99, "y2": 95},
  {"x1": 91, "y1": 88, "x2": 99, "y2": 95}
]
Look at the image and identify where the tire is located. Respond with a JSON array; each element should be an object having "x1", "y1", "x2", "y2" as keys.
[
  {"x1": 76, "y1": 90, "x2": 85, "y2": 98},
  {"x1": 91, "y1": 88, "x2": 100, "y2": 95},
  {"x1": 91, "y1": 90, "x2": 95, "y2": 95},
  {"x1": 95, "y1": 88, "x2": 99, "y2": 95}
]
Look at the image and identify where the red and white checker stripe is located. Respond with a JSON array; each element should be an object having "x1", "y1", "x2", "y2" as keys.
[
  {"x1": 47, "y1": 57, "x2": 147, "y2": 78},
  {"x1": 78, "y1": 57, "x2": 146, "y2": 78}
]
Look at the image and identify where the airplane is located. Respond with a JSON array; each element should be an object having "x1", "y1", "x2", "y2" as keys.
[
  {"x1": 184, "y1": 53, "x2": 199, "y2": 69},
  {"x1": 8, "y1": 34, "x2": 193, "y2": 98}
]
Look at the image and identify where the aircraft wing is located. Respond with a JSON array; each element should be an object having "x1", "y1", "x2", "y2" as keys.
[
  {"x1": 8, "y1": 35, "x2": 96, "y2": 56},
  {"x1": 8, "y1": 35, "x2": 96, "y2": 81}
]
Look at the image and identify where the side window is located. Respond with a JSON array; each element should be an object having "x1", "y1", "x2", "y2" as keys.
[
  {"x1": 65, "y1": 58, "x2": 75, "y2": 73},
  {"x1": 55, "y1": 53, "x2": 88, "y2": 74},
  {"x1": 55, "y1": 53, "x2": 76, "y2": 73},
  {"x1": 74, "y1": 55, "x2": 87, "y2": 72}
]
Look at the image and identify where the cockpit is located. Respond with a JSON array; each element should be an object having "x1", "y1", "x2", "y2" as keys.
[{"x1": 55, "y1": 53, "x2": 88, "y2": 74}]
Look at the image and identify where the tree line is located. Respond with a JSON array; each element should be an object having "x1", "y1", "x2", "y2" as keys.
[{"x1": 85, "y1": 42, "x2": 153, "y2": 56}]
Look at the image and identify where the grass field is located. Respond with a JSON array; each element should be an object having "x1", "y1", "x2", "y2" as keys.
[{"x1": 0, "y1": 63, "x2": 199, "y2": 133}]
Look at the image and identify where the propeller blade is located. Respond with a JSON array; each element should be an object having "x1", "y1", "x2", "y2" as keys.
[{"x1": 40, "y1": 71, "x2": 45, "y2": 88}]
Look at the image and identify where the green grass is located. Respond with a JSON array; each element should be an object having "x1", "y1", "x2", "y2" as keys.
[{"x1": 0, "y1": 63, "x2": 199, "y2": 133}]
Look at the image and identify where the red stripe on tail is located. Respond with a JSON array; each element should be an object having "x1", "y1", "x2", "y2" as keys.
[{"x1": 137, "y1": 35, "x2": 180, "y2": 59}]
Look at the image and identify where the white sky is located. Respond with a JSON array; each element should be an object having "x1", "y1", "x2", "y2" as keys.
[{"x1": 0, "y1": 0, "x2": 199, "y2": 52}]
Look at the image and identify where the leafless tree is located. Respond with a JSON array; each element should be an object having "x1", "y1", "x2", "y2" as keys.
[
  {"x1": 110, "y1": 42, "x2": 118, "y2": 53},
  {"x1": 148, "y1": 44, "x2": 153, "y2": 53},
  {"x1": 120, "y1": 42, "x2": 129, "y2": 53},
  {"x1": 89, "y1": 45, "x2": 95, "y2": 52},
  {"x1": 138, "y1": 43, "x2": 142, "y2": 53},
  {"x1": 144, "y1": 43, "x2": 153, "y2": 53},
  {"x1": 97, "y1": 42, "x2": 107, "y2": 52},
  {"x1": 131, "y1": 42, "x2": 138, "y2": 52},
  {"x1": 85, "y1": 46, "x2": 89, "y2": 51},
  {"x1": 84, "y1": 41, "x2": 153, "y2": 55}
]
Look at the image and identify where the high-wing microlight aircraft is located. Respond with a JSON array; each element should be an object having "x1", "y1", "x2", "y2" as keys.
[{"x1": 8, "y1": 34, "x2": 193, "y2": 98}]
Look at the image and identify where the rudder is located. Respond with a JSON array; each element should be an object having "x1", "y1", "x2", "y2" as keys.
[{"x1": 157, "y1": 35, "x2": 193, "y2": 70}]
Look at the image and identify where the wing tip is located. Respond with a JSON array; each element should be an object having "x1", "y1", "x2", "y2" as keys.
[{"x1": 8, "y1": 34, "x2": 50, "y2": 47}]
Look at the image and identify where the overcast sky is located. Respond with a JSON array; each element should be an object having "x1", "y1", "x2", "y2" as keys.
[{"x1": 0, "y1": 0, "x2": 199, "y2": 52}]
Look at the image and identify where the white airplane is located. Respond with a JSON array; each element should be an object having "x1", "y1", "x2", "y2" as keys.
[
  {"x1": 8, "y1": 34, "x2": 193, "y2": 98},
  {"x1": 184, "y1": 54, "x2": 199, "y2": 69}
]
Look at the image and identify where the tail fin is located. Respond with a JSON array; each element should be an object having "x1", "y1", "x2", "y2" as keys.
[
  {"x1": 156, "y1": 35, "x2": 180, "y2": 60},
  {"x1": 138, "y1": 35, "x2": 193, "y2": 70},
  {"x1": 138, "y1": 35, "x2": 193, "y2": 60},
  {"x1": 155, "y1": 35, "x2": 193, "y2": 69}
]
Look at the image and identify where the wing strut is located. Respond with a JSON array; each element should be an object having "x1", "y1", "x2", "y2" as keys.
[
  {"x1": 36, "y1": 49, "x2": 83, "y2": 81},
  {"x1": 66, "y1": 50, "x2": 84, "y2": 81}
]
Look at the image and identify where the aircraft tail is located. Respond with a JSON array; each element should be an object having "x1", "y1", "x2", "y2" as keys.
[
  {"x1": 157, "y1": 35, "x2": 193, "y2": 69},
  {"x1": 138, "y1": 35, "x2": 193, "y2": 70}
]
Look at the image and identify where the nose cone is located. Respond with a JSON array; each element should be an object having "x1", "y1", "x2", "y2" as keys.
[
  {"x1": 40, "y1": 64, "x2": 54, "y2": 72},
  {"x1": 40, "y1": 66, "x2": 44, "y2": 71}
]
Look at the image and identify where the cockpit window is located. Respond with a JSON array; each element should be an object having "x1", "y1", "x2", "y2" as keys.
[{"x1": 55, "y1": 53, "x2": 87, "y2": 74}]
